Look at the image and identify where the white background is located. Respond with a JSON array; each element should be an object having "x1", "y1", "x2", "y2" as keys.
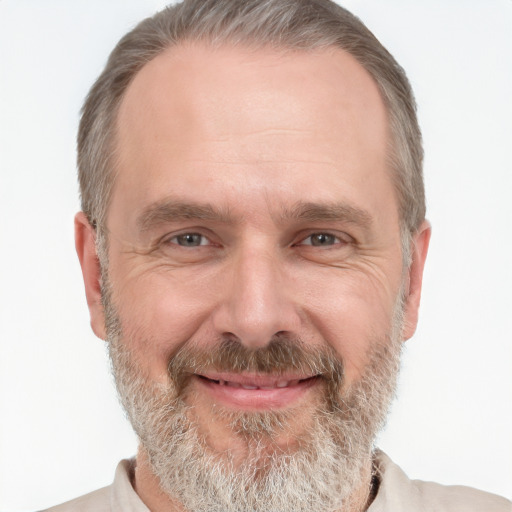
[{"x1": 0, "y1": 1, "x2": 511, "y2": 510}]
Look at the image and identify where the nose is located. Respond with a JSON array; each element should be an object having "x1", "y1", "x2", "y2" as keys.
[{"x1": 211, "y1": 241, "x2": 301, "y2": 349}]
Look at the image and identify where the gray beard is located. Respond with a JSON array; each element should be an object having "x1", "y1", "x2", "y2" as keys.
[{"x1": 105, "y1": 289, "x2": 404, "y2": 512}]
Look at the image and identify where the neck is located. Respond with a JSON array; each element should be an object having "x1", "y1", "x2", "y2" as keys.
[
  {"x1": 133, "y1": 447, "x2": 186, "y2": 512},
  {"x1": 341, "y1": 458, "x2": 377, "y2": 512},
  {"x1": 133, "y1": 446, "x2": 376, "y2": 512}
]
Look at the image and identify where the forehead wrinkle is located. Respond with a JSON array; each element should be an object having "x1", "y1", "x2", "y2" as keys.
[{"x1": 137, "y1": 198, "x2": 236, "y2": 232}]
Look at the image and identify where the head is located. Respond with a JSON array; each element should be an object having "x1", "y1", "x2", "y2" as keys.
[{"x1": 75, "y1": 1, "x2": 430, "y2": 511}]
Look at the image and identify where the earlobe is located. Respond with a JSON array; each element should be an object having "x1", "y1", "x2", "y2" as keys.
[
  {"x1": 75, "y1": 212, "x2": 107, "y2": 340},
  {"x1": 402, "y1": 220, "x2": 431, "y2": 341}
]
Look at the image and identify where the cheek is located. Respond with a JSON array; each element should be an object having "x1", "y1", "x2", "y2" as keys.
[
  {"x1": 301, "y1": 270, "x2": 399, "y2": 383},
  {"x1": 111, "y1": 267, "x2": 221, "y2": 380}
]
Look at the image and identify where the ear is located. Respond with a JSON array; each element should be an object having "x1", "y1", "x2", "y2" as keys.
[
  {"x1": 402, "y1": 220, "x2": 431, "y2": 341},
  {"x1": 74, "y1": 212, "x2": 107, "y2": 340}
]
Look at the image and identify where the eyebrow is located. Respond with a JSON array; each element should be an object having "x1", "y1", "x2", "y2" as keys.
[
  {"x1": 137, "y1": 198, "x2": 373, "y2": 233},
  {"x1": 137, "y1": 199, "x2": 234, "y2": 232},
  {"x1": 280, "y1": 201, "x2": 373, "y2": 228}
]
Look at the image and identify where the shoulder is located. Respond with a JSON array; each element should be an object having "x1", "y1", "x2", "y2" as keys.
[
  {"x1": 40, "y1": 485, "x2": 111, "y2": 512},
  {"x1": 371, "y1": 450, "x2": 511, "y2": 512},
  {"x1": 410, "y1": 479, "x2": 512, "y2": 511},
  {"x1": 39, "y1": 459, "x2": 148, "y2": 512}
]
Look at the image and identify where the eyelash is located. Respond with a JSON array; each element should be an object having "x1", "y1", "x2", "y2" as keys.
[
  {"x1": 297, "y1": 233, "x2": 345, "y2": 247},
  {"x1": 167, "y1": 233, "x2": 211, "y2": 247},
  {"x1": 165, "y1": 231, "x2": 348, "y2": 249}
]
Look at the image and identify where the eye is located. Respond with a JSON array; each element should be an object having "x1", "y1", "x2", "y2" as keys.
[
  {"x1": 169, "y1": 233, "x2": 210, "y2": 247},
  {"x1": 300, "y1": 233, "x2": 341, "y2": 247}
]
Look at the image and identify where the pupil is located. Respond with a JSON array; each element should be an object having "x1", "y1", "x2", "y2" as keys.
[
  {"x1": 179, "y1": 234, "x2": 200, "y2": 246},
  {"x1": 313, "y1": 234, "x2": 333, "y2": 246}
]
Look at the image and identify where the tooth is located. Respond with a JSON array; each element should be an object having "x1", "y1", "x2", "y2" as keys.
[
  {"x1": 218, "y1": 380, "x2": 225, "y2": 386},
  {"x1": 259, "y1": 386, "x2": 275, "y2": 390},
  {"x1": 289, "y1": 380, "x2": 299, "y2": 386},
  {"x1": 242, "y1": 384, "x2": 258, "y2": 390},
  {"x1": 276, "y1": 380, "x2": 289, "y2": 388},
  {"x1": 227, "y1": 381, "x2": 241, "y2": 388}
]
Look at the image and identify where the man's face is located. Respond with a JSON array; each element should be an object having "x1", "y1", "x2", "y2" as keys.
[
  {"x1": 79, "y1": 43, "x2": 429, "y2": 510},
  {"x1": 109, "y1": 42, "x2": 404, "y2": 377}
]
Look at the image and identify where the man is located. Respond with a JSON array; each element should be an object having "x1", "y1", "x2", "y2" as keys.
[{"x1": 44, "y1": 0, "x2": 511, "y2": 511}]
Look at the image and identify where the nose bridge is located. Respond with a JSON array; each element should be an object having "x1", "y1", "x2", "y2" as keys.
[{"x1": 214, "y1": 237, "x2": 298, "y2": 348}]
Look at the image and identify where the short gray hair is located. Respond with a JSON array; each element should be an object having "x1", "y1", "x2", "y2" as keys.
[{"x1": 78, "y1": 0, "x2": 425, "y2": 246}]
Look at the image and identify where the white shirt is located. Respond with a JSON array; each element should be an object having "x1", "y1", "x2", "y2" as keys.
[{"x1": 42, "y1": 451, "x2": 511, "y2": 511}]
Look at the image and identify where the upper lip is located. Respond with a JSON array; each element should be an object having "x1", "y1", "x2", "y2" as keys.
[{"x1": 197, "y1": 372, "x2": 318, "y2": 389}]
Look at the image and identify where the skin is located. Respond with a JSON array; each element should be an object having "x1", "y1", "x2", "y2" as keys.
[{"x1": 75, "y1": 44, "x2": 430, "y2": 511}]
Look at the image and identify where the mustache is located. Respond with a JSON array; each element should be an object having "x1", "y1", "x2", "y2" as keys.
[{"x1": 168, "y1": 334, "x2": 345, "y2": 397}]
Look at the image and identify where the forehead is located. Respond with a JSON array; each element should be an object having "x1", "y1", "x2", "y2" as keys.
[{"x1": 111, "y1": 43, "x2": 394, "y2": 230}]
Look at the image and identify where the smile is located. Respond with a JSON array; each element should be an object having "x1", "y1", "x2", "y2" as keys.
[
  {"x1": 195, "y1": 373, "x2": 320, "y2": 410},
  {"x1": 199, "y1": 375, "x2": 315, "y2": 389}
]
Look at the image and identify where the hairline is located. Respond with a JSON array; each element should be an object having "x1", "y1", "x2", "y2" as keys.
[
  {"x1": 100, "y1": 38, "x2": 409, "y2": 217},
  {"x1": 93, "y1": 39, "x2": 415, "y2": 269}
]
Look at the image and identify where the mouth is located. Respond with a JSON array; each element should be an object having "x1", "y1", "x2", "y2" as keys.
[
  {"x1": 198, "y1": 374, "x2": 317, "y2": 389},
  {"x1": 194, "y1": 373, "x2": 320, "y2": 410}
]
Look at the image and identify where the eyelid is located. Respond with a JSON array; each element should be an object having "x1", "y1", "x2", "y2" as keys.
[
  {"x1": 159, "y1": 228, "x2": 219, "y2": 247},
  {"x1": 168, "y1": 232, "x2": 211, "y2": 246},
  {"x1": 296, "y1": 230, "x2": 353, "y2": 246},
  {"x1": 157, "y1": 228, "x2": 352, "y2": 249}
]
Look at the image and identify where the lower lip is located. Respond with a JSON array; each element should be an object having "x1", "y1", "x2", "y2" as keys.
[{"x1": 195, "y1": 375, "x2": 319, "y2": 410}]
